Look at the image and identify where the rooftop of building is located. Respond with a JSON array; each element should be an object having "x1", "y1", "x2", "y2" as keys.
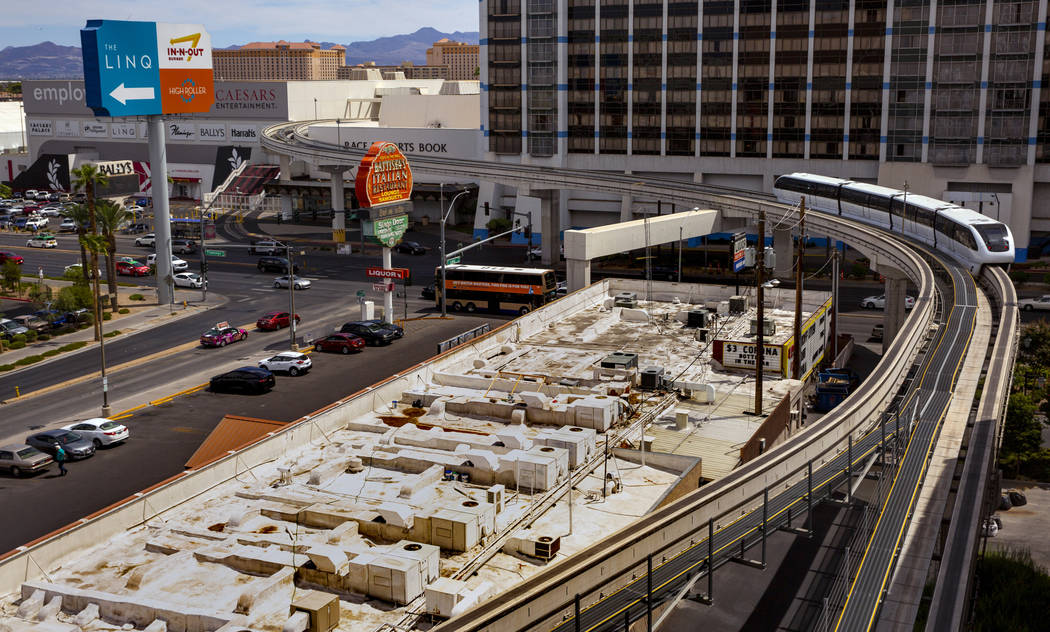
[
  {"x1": 0, "y1": 280, "x2": 827, "y2": 632},
  {"x1": 230, "y1": 41, "x2": 345, "y2": 51}
]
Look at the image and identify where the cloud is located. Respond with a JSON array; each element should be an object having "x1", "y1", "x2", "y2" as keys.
[{"x1": 0, "y1": 0, "x2": 478, "y2": 48}]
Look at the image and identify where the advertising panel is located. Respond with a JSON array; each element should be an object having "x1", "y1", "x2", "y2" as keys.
[
  {"x1": 354, "y1": 141, "x2": 413, "y2": 208},
  {"x1": 167, "y1": 122, "x2": 197, "y2": 141},
  {"x1": 55, "y1": 120, "x2": 80, "y2": 137},
  {"x1": 94, "y1": 160, "x2": 135, "y2": 177},
  {"x1": 228, "y1": 124, "x2": 260, "y2": 142},
  {"x1": 110, "y1": 122, "x2": 138, "y2": 138},
  {"x1": 732, "y1": 232, "x2": 747, "y2": 273},
  {"x1": 366, "y1": 267, "x2": 410, "y2": 280},
  {"x1": 28, "y1": 120, "x2": 53, "y2": 136},
  {"x1": 197, "y1": 124, "x2": 227, "y2": 142},
  {"x1": 716, "y1": 341, "x2": 783, "y2": 374},
  {"x1": 373, "y1": 215, "x2": 410, "y2": 248},
  {"x1": 82, "y1": 121, "x2": 108, "y2": 138}
]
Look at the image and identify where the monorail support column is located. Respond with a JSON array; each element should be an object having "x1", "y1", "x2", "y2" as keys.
[
  {"x1": 620, "y1": 194, "x2": 633, "y2": 223},
  {"x1": 883, "y1": 271, "x2": 908, "y2": 354},
  {"x1": 567, "y1": 258, "x2": 591, "y2": 293},
  {"x1": 326, "y1": 167, "x2": 348, "y2": 244},
  {"x1": 774, "y1": 228, "x2": 793, "y2": 279},
  {"x1": 540, "y1": 189, "x2": 561, "y2": 266}
]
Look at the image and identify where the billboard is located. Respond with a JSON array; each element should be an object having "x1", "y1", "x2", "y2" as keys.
[
  {"x1": 732, "y1": 232, "x2": 747, "y2": 273},
  {"x1": 354, "y1": 141, "x2": 413, "y2": 208}
]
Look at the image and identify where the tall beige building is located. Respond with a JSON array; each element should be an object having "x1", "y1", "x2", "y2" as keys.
[
  {"x1": 425, "y1": 39, "x2": 479, "y2": 81},
  {"x1": 214, "y1": 41, "x2": 346, "y2": 81}
]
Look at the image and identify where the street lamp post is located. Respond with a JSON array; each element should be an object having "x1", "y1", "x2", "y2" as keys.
[
  {"x1": 439, "y1": 187, "x2": 471, "y2": 318},
  {"x1": 287, "y1": 245, "x2": 298, "y2": 350}
]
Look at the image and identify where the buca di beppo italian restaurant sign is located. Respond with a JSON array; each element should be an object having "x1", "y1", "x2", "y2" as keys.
[{"x1": 354, "y1": 141, "x2": 413, "y2": 208}]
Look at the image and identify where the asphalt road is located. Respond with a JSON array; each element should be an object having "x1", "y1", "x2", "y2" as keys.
[{"x1": 0, "y1": 312, "x2": 502, "y2": 554}]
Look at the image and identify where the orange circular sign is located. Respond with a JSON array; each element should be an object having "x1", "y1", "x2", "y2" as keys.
[{"x1": 354, "y1": 141, "x2": 413, "y2": 208}]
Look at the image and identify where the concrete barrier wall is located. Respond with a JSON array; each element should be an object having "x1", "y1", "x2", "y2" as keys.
[{"x1": 0, "y1": 281, "x2": 613, "y2": 601}]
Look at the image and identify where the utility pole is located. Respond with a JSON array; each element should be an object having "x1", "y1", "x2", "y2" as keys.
[
  {"x1": 831, "y1": 246, "x2": 840, "y2": 362},
  {"x1": 287, "y1": 246, "x2": 297, "y2": 350},
  {"x1": 755, "y1": 209, "x2": 766, "y2": 416},
  {"x1": 793, "y1": 197, "x2": 805, "y2": 380}
]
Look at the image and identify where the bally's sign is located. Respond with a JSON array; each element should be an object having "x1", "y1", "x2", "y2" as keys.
[
  {"x1": 94, "y1": 160, "x2": 135, "y2": 177},
  {"x1": 354, "y1": 141, "x2": 413, "y2": 208}
]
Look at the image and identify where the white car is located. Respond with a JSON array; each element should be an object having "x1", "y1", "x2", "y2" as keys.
[
  {"x1": 173, "y1": 272, "x2": 205, "y2": 288},
  {"x1": 258, "y1": 351, "x2": 312, "y2": 376},
  {"x1": 147, "y1": 253, "x2": 189, "y2": 272},
  {"x1": 135, "y1": 233, "x2": 156, "y2": 247},
  {"x1": 860, "y1": 294, "x2": 915, "y2": 310},
  {"x1": 25, "y1": 217, "x2": 49, "y2": 231},
  {"x1": 273, "y1": 275, "x2": 311, "y2": 290},
  {"x1": 64, "y1": 263, "x2": 101, "y2": 277},
  {"x1": 58, "y1": 218, "x2": 78, "y2": 232},
  {"x1": 61, "y1": 418, "x2": 129, "y2": 448},
  {"x1": 38, "y1": 206, "x2": 63, "y2": 217},
  {"x1": 250, "y1": 239, "x2": 283, "y2": 255},
  {"x1": 1019, "y1": 295, "x2": 1050, "y2": 311},
  {"x1": 26, "y1": 234, "x2": 58, "y2": 248}
]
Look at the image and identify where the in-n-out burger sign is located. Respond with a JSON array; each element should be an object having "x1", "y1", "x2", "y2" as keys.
[
  {"x1": 354, "y1": 141, "x2": 413, "y2": 208},
  {"x1": 94, "y1": 160, "x2": 135, "y2": 177}
]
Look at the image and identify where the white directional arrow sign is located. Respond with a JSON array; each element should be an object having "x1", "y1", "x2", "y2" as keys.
[{"x1": 109, "y1": 83, "x2": 156, "y2": 105}]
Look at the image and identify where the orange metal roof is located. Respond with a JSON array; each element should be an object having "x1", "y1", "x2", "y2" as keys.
[{"x1": 185, "y1": 415, "x2": 289, "y2": 470}]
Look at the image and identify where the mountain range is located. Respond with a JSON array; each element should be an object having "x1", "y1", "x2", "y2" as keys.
[{"x1": 0, "y1": 28, "x2": 479, "y2": 79}]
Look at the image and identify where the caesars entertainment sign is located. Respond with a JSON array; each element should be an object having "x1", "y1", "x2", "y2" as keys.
[{"x1": 354, "y1": 141, "x2": 413, "y2": 247}]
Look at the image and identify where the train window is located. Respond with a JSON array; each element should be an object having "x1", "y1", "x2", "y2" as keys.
[
  {"x1": 907, "y1": 204, "x2": 934, "y2": 227},
  {"x1": 812, "y1": 182, "x2": 838, "y2": 198},
  {"x1": 935, "y1": 214, "x2": 951, "y2": 236},
  {"x1": 775, "y1": 176, "x2": 808, "y2": 193},
  {"x1": 974, "y1": 224, "x2": 1010, "y2": 252},
  {"x1": 953, "y1": 223, "x2": 978, "y2": 250},
  {"x1": 840, "y1": 188, "x2": 870, "y2": 206}
]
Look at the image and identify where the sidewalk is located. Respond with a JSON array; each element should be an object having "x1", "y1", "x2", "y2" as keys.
[{"x1": 0, "y1": 291, "x2": 227, "y2": 379}]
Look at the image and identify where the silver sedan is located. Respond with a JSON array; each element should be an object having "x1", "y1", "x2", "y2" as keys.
[{"x1": 273, "y1": 275, "x2": 311, "y2": 290}]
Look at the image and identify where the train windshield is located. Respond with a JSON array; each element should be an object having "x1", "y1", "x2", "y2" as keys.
[{"x1": 974, "y1": 224, "x2": 1010, "y2": 252}]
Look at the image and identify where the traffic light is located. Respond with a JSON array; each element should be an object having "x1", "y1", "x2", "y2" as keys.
[
  {"x1": 524, "y1": 225, "x2": 532, "y2": 239},
  {"x1": 200, "y1": 261, "x2": 208, "y2": 275}
]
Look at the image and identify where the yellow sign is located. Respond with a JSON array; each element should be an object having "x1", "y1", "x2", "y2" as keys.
[{"x1": 354, "y1": 141, "x2": 413, "y2": 208}]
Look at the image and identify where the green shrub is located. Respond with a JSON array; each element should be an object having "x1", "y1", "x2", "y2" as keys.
[
  {"x1": 42, "y1": 349, "x2": 59, "y2": 357},
  {"x1": 1013, "y1": 270, "x2": 1030, "y2": 284},
  {"x1": 485, "y1": 217, "x2": 513, "y2": 236},
  {"x1": 11, "y1": 333, "x2": 26, "y2": 344},
  {"x1": 0, "y1": 364, "x2": 14, "y2": 372},
  {"x1": 1043, "y1": 273, "x2": 1050, "y2": 285},
  {"x1": 8, "y1": 341, "x2": 25, "y2": 349},
  {"x1": 37, "y1": 334, "x2": 50, "y2": 341},
  {"x1": 129, "y1": 293, "x2": 145, "y2": 301},
  {"x1": 102, "y1": 311, "x2": 112, "y2": 321},
  {"x1": 103, "y1": 330, "x2": 121, "y2": 338},
  {"x1": 14, "y1": 355, "x2": 42, "y2": 366},
  {"x1": 58, "y1": 341, "x2": 87, "y2": 353},
  {"x1": 118, "y1": 308, "x2": 130, "y2": 314},
  {"x1": 24, "y1": 330, "x2": 37, "y2": 343}
]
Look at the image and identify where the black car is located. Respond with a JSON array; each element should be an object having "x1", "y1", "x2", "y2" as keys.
[
  {"x1": 395, "y1": 240, "x2": 426, "y2": 255},
  {"x1": 421, "y1": 283, "x2": 436, "y2": 300},
  {"x1": 257, "y1": 256, "x2": 299, "y2": 273},
  {"x1": 340, "y1": 321, "x2": 398, "y2": 345},
  {"x1": 26, "y1": 430, "x2": 95, "y2": 460},
  {"x1": 363, "y1": 319, "x2": 404, "y2": 339},
  {"x1": 210, "y1": 366, "x2": 276, "y2": 394}
]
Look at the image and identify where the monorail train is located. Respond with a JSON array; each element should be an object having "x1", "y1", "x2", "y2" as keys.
[{"x1": 773, "y1": 173, "x2": 1014, "y2": 272}]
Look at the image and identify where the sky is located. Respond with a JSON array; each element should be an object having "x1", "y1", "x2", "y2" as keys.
[{"x1": 0, "y1": 0, "x2": 479, "y2": 49}]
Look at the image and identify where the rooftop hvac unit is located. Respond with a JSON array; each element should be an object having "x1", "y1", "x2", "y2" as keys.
[
  {"x1": 695, "y1": 328, "x2": 709, "y2": 343},
  {"x1": 640, "y1": 366, "x2": 665, "y2": 390},
  {"x1": 687, "y1": 309, "x2": 710, "y2": 328},
  {"x1": 291, "y1": 590, "x2": 340, "y2": 632},
  {"x1": 750, "y1": 318, "x2": 776, "y2": 337},
  {"x1": 504, "y1": 533, "x2": 562, "y2": 561},
  {"x1": 600, "y1": 351, "x2": 639, "y2": 369},
  {"x1": 613, "y1": 292, "x2": 638, "y2": 308},
  {"x1": 729, "y1": 295, "x2": 748, "y2": 313}
]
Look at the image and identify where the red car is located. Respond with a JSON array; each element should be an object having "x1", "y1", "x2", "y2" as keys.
[
  {"x1": 115, "y1": 260, "x2": 150, "y2": 276},
  {"x1": 313, "y1": 333, "x2": 365, "y2": 354},
  {"x1": 200, "y1": 326, "x2": 248, "y2": 348},
  {"x1": 256, "y1": 311, "x2": 301, "y2": 330},
  {"x1": 0, "y1": 251, "x2": 24, "y2": 265}
]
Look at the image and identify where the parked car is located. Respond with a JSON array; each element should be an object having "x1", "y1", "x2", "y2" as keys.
[
  {"x1": 339, "y1": 321, "x2": 397, "y2": 346},
  {"x1": 12, "y1": 216, "x2": 29, "y2": 230},
  {"x1": 313, "y1": 332, "x2": 365, "y2": 354},
  {"x1": 26, "y1": 234, "x2": 58, "y2": 248},
  {"x1": 116, "y1": 260, "x2": 150, "y2": 276},
  {"x1": 135, "y1": 233, "x2": 156, "y2": 247},
  {"x1": 200, "y1": 325, "x2": 248, "y2": 348},
  {"x1": 248, "y1": 239, "x2": 283, "y2": 256},
  {"x1": 64, "y1": 263, "x2": 101, "y2": 278},
  {"x1": 0, "y1": 318, "x2": 29, "y2": 340},
  {"x1": 363, "y1": 319, "x2": 404, "y2": 339},
  {"x1": 256, "y1": 256, "x2": 298, "y2": 273},
  {"x1": 395, "y1": 240, "x2": 426, "y2": 255},
  {"x1": 273, "y1": 275, "x2": 310, "y2": 290},
  {"x1": 25, "y1": 219, "x2": 51, "y2": 233},
  {"x1": 12, "y1": 314, "x2": 50, "y2": 333},
  {"x1": 147, "y1": 253, "x2": 189, "y2": 272},
  {"x1": 860, "y1": 294, "x2": 915, "y2": 310},
  {"x1": 61, "y1": 418, "x2": 129, "y2": 448},
  {"x1": 256, "y1": 311, "x2": 301, "y2": 330},
  {"x1": 1019, "y1": 295, "x2": 1050, "y2": 311},
  {"x1": 210, "y1": 366, "x2": 276, "y2": 394},
  {"x1": 35, "y1": 309, "x2": 83, "y2": 326},
  {"x1": 26, "y1": 429, "x2": 95, "y2": 460},
  {"x1": 871, "y1": 323, "x2": 884, "y2": 341},
  {"x1": 38, "y1": 206, "x2": 63, "y2": 217},
  {"x1": 258, "y1": 351, "x2": 312, "y2": 376},
  {"x1": 58, "y1": 218, "x2": 78, "y2": 232},
  {"x1": 172, "y1": 239, "x2": 197, "y2": 254},
  {"x1": 0, "y1": 251, "x2": 24, "y2": 265},
  {"x1": 123, "y1": 222, "x2": 150, "y2": 234},
  {"x1": 555, "y1": 280, "x2": 568, "y2": 296},
  {"x1": 173, "y1": 272, "x2": 205, "y2": 288},
  {"x1": 420, "y1": 282, "x2": 436, "y2": 300},
  {"x1": 0, "y1": 444, "x2": 53, "y2": 477}
]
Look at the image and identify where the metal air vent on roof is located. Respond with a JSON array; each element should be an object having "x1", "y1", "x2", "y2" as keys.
[{"x1": 600, "y1": 352, "x2": 639, "y2": 369}]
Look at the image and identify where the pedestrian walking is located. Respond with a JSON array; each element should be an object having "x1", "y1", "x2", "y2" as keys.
[{"x1": 55, "y1": 445, "x2": 68, "y2": 476}]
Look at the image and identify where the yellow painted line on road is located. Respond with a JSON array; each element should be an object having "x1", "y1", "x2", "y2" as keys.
[{"x1": 149, "y1": 383, "x2": 208, "y2": 406}]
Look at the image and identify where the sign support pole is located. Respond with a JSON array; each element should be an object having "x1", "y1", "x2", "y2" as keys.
[
  {"x1": 149, "y1": 115, "x2": 174, "y2": 307},
  {"x1": 382, "y1": 246, "x2": 394, "y2": 321}
]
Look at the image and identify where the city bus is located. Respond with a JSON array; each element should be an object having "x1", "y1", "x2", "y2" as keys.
[{"x1": 436, "y1": 264, "x2": 558, "y2": 314}]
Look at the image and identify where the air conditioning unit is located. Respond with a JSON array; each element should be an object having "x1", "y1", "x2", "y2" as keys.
[
  {"x1": 687, "y1": 309, "x2": 710, "y2": 328},
  {"x1": 291, "y1": 590, "x2": 340, "y2": 632},
  {"x1": 750, "y1": 318, "x2": 776, "y2": 337},
  {"x1": 613, "y1": 292, "x2": 638, "y2": 308},
  {"x1": 600, "y1": 351, "x2": 639, "y2": 369},
  {"x1": 504, "y1": 533, "x2": 562, "y2": 561},
  {"x1": 695, "y1": 328, "x2": 709, "y2": 343},
  {"x1": 729, "y1": 295, "x2": 748, "y2": 313},
  {"x1": 640, "y1": 366, "x2": 665, "y2": 390}
]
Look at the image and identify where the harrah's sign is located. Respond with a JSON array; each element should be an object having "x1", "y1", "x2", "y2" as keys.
[{"x1": 354, "y1": 141, "x2": 413, "y2": 208}]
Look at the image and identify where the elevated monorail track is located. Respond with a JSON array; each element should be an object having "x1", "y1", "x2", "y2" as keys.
[{"x1": 261, "y1": 122, "x2": 1013, "y2": 632}]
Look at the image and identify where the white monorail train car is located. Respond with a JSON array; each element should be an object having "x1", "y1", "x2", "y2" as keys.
[{"x1": 773, "y1": 173, "x2": 1014, "y2": 273}]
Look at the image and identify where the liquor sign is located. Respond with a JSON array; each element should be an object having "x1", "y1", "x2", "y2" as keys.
[
  {"x1": 732, "y1": 232, "x2": 747, "y2": 273},
  {"x1": 354, "y1": 141, "x2": 413, "y2": 208},
  {"x1": 367, "y1": 267, "x2": 410, "y2": 280},
  {"x1": 81, "y1": 20, "x2": 214, "y2": 117}
]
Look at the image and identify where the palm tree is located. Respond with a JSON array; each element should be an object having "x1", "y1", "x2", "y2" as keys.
[
  {"x1": 0, "y1": 183, "x2": 11, "y2": 199},
  {"x1": 71, "y1": 165, "x2": 109, "y2": 341},
  {"x1": 95, "y1": 200, "x2": 134, "y2": 310},
  {"x1": 64, "y1": 203, "x2": 92, "y2": 285}
]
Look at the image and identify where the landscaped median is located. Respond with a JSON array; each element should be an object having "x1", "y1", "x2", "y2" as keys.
[{"x1": 0, "y1": 341, "x2": 89, "y2": 372}]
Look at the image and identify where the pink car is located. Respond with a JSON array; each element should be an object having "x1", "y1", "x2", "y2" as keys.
[{"x1": 200, "y1": 326, "x2": 248, "y2": 348}]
